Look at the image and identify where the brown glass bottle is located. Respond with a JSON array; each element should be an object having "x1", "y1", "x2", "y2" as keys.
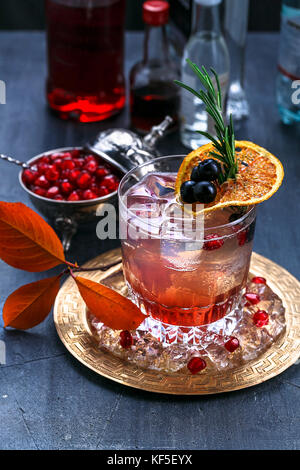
[{"x1": 130, "y1": 1, "x2": 180, "y2": 133}]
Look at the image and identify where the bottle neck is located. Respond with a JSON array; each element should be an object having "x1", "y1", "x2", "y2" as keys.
[
  {"x1": 144, "y1": 24, "x2": 169, "y2": 64},
  {"x1": 192, "y1": 3, "x2": 221, "y2": 35}
]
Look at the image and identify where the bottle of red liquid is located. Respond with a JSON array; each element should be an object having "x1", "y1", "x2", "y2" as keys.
[
  {"x1": 45, "y1": 0, "x2": 126, "y2": 122},
  {"x1": 130, "y1": 1, "x2": 180, "y2": 133}
]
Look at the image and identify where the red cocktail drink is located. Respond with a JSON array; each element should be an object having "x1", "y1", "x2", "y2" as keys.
[{"x1": 119, "y1": 156, "x2": 256, "y2": 343}]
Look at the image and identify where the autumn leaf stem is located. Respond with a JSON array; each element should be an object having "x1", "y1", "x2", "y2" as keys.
[
  {"x1": 69, "y1": 269, "x2": 76, "y2": 280},
  {"x1": 63, "y1": 260, "x2": 122, "y2": 275},
  {"x1": 58, "y1": 260, "x2": 122, "y2": 282},
  {"x1": 72, "y1": 262, "x2": 122, "y2": 274},
  {"x1": 65, "y1": 261, "x2": 79, "y2": 269}
]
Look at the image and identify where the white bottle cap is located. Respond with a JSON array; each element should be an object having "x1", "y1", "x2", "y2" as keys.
[{"x1": 194, "y1": 0, "x2": 222, "y2": 6}]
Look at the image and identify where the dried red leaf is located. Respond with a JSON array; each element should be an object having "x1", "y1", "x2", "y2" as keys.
[
  {"x1": 3, "y1": 275, "x2": 61, "y2": 329},
  {"x1": 75, "y1": 276, "x2": 145, "y2": 330},
  {"x1": 0, "y1": 202, "x2": 65, "y2": 271}
]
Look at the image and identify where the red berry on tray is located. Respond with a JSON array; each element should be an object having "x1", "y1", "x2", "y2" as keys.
[
  {"x1": 84, "y1": 160, "x2": 98, "y2": 173},
  {"x1": 253, "y1": 310, "x2": 269, "y2": 327},
  {"x1": 96, "y1": 166, "x2": 109, "y2": 178},
  {"x1": 68, "y1": 191, "x2": 80, "y2": 201},
  {"x1": 102, "y1": 175, "x2": 119, "y2": 191},
  {"x1": 187, "y1": 357, "x2": 206, "y2": 374},
  {"x1": 98, "y1": 186, "x2": 110, "y2": 197},
  {"x1": 85, "y1": 154, "x2": 97, "y2": 163},
  {"x1": 119, "y1": 330, "x2": 133, "y2": 349},
  {"x1": 23, "y1": 169, "x2": 37, "y2": 185},
  {"x1": 244, "y1": 292, "x2": 260, "y2": 305},
  {"x1": 73, "y1": 158, "x2": 85, "y2": 168},
  {"x1": 62, "y1": 152, "x2": 73, "y2": 159},
  {"x1": 83, "y1": 189, "x2": 98, "y2": 200},
  {"x1": 203, "y1": 234, "x2": 224, "y2": 251},
  {"x1": 53, "y1": 158, "x2": 63, "y2": 169},
  {"x1": 61, "y1": 159, "x2": 76, "y2": 171},
  {"x1": 251, "y1": 276, "x2": 267, "y2": 285},
  {"x1": 37, "y1": 162, "x2": 49, "y2": 175},
  {"x1": 89, "y1": 183, "x2": 99, "y2": 193},
  {"x1": 69, "y1": 169, "x2": 81, "y2": 183},
  {"x1": 50, "y1": 152, "x2": 65, "y2": 161},
  {"x1": 35, "y1": 175, "x2": 50, "y2": 189},
  {"x1": 71, "y1": 149, "x2": 81, "y2": 159},
  {"x1": 45, "y1": 165, "x2": 60, "y2": 182},
  {"x1": 60, "y1": 180, "x2": 73, "y2": 195},
  {"x1": 33, "y1": 186, "x2": 47, "y2": 197},
  {"x1": 46, "y1": 186, "x2": 60, "y2": 199},
  {"x1": 77, "y1": 171, "x2": 92, "y2": 189},
  {"x1": 54, "y1": 194, "x2": 64, "y2": 200},
  {"x1": 225, "y1": 337, "x2": 240, "y2": 352},
  {"x1": 40, "y1": 155, "x2": 50, "y2": 164},
  {"x1": 60, "y1": 169, "x2": 70, "y2": 180}
]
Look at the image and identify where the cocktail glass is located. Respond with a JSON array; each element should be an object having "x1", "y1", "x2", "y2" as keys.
[{"x1": 119, "y1": 155, "x2": 256, "y2": 344}]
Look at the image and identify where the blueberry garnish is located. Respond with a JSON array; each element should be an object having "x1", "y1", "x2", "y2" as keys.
[
  {"x1": 180, "y1": 180, "x2": 197, "y2": 203},
  {"x1": 191, "y1": 167, "x2": 200, "y2": 182},
  {"x1": 193, "y1": 181, "x2": 217, "y2": 204},
  {"x1": 196, "y1": 159, "x2": 221, "y2": 182}
]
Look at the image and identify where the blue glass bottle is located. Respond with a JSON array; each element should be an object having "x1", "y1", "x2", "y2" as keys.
[{"x1": 276, "y1": 0, "x2": 300, "y2": 124}]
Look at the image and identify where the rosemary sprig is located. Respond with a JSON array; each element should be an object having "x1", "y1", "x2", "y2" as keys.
[{"x1": 175, "y1": 60, "x2": 238, "y2": 184}]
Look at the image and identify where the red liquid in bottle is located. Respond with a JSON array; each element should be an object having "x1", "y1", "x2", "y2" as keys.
[
  {"x1": 45, "y1": 0, "x2": 126, "y2": 122},
  {"x1": 130, "y1": 82, "x2": 179, "y2": 133}
]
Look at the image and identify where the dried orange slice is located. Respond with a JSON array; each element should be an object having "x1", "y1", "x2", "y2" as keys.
[{"x1": 175, "y1": 140, "x2": 284, "y2": 213}]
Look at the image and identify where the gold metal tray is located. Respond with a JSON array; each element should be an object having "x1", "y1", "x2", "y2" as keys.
[{"x1": 53, "y1": 248, "x2": 300, "y2": 395}]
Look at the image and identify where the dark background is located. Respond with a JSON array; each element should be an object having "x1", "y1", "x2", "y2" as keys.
[
  {"x1": 0, "y1": 0, "x2": 281, "y2": 31},
  {"x1": 0, "y1": 28, "x2": 299, "y2": 451}
]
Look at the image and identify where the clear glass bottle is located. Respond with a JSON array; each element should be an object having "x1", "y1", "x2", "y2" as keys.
[
  {"x1": 45, "y1": 0, "x2": 126, "y2": 122},
  {"x1": 276, "y1": 0, "x2": 300, "y2": 124},
  {"x1": 224, "y1": 0, "x2": 249, "y2": 124},
  {"x1": 130, "y1": 1, "x2": 180, "y2": 134},
  {"x1": 180, "y1": 0, "x2": 230, "y2": 149}
]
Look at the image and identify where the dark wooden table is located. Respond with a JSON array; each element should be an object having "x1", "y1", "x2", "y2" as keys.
[{"x1": 0, "y1": 32, "x2": 299, "y2": 450}]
